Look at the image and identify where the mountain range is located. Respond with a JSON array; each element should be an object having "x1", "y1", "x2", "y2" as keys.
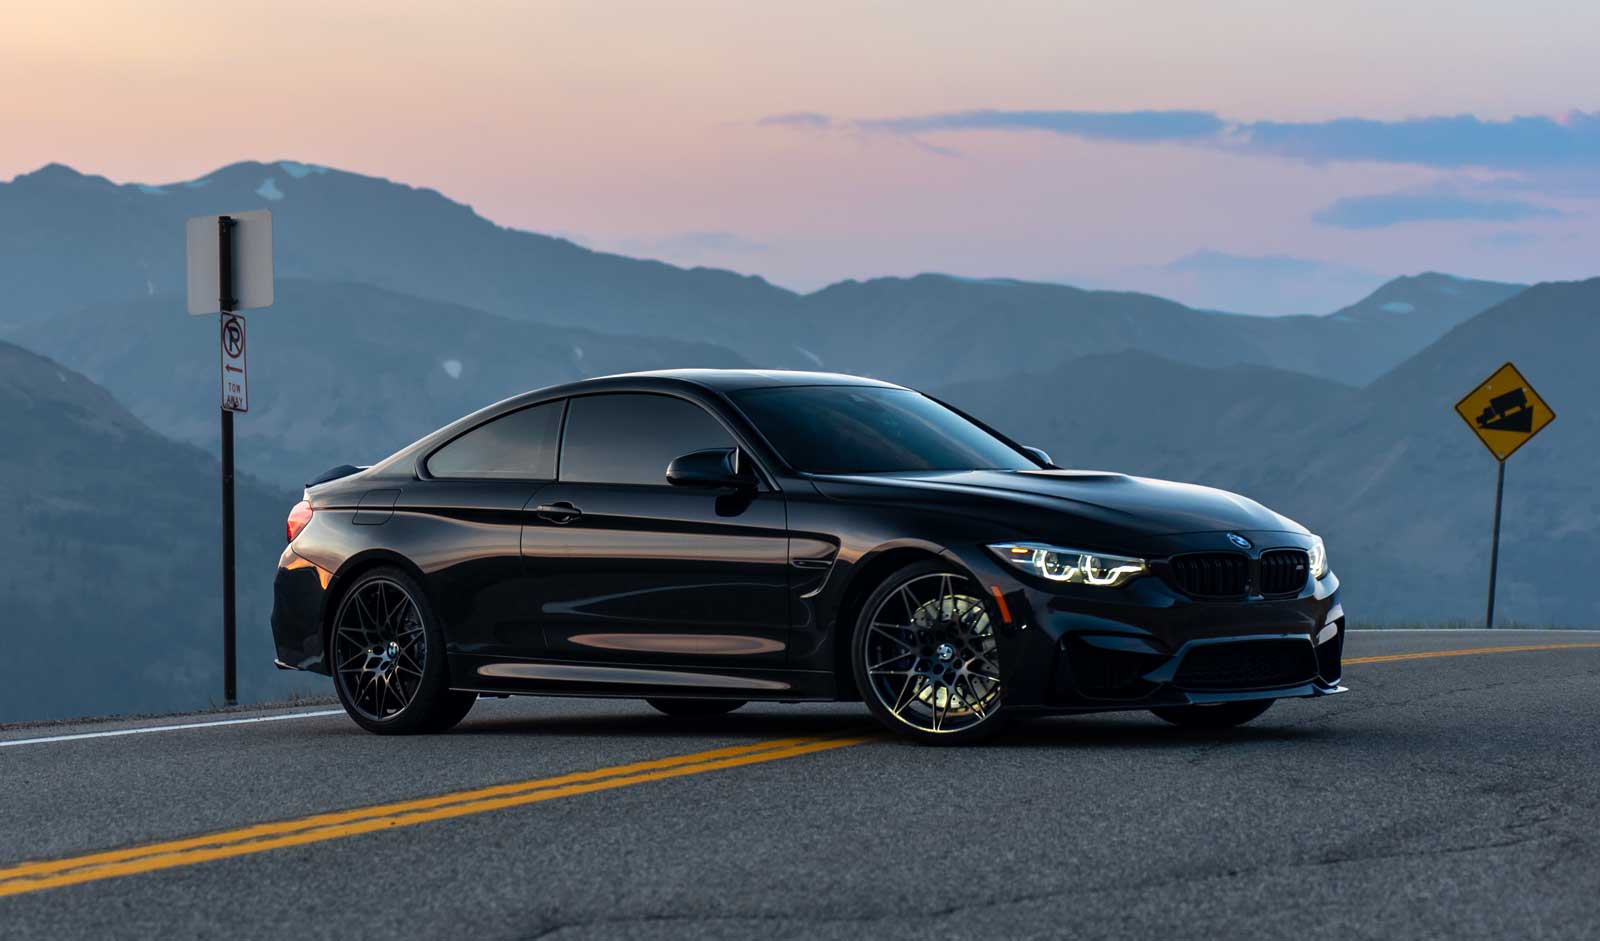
[
  {"x1": 0, "y1": 339, "x2": 313, "y2": 720},
  {"x1": 2, "y1": 160, "x2": 1518, "y2": 381},
  {"x1": 1, "y1": 158, "x2": 1591, "y2": 722}
]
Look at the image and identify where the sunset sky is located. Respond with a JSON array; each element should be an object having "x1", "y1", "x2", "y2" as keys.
[{"x1": 4, "y1": 0, "x2": 1597, "y2": 312}]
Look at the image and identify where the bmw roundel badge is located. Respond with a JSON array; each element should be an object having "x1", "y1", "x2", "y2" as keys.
[{"x1": 1227, "y1": 532, "x2": 1252, "y2": 549}]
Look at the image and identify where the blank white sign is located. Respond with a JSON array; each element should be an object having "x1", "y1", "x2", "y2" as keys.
[{"x1": 187, "y1": 209, "x2": 274, "y2": 315}]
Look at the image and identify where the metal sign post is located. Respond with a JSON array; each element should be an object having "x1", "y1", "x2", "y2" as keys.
[
  {"x1": 188, "y1": 209, "x2": 272, "y2": 706},
  {"x1": 1453, "y1": 362, "x2": 1556, "y2": 629},
  {"x1": 1485, "y1": 460, "x2": 1506, "y2": 632},
  {"x1": 219, "y1": 215, "x2": 239, "y2": 706}
]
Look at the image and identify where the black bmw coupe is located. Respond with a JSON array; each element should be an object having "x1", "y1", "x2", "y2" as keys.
[{"x1": 272, "y1": 369, "x2": 1344, "y2": 744}]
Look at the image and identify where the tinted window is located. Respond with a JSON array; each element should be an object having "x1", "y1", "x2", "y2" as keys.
[
  {"x1": 426, "y1": 401, "x2": 564, "y2": 479},
  {"x1": 731, "y1": 386, "x2": 1035, "y2": 475},
  {"x1": 561, "y1": 393, "x2": 735, "y2": 485}
]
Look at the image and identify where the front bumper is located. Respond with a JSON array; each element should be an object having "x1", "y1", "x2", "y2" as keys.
[{"x1": 955, "y1": 533, "x2": 1346, "y2": 712}]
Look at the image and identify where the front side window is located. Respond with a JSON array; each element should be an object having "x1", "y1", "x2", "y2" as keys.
[
  {"x1": 560, "y1": 393, "x2": 735, "y2": 486},
  {"x1": 731, "y1": 385, "x2": 1036, "y2": 475},
  {"x1": 426, "y1": 400, "x2": 564, "y2": 480}
]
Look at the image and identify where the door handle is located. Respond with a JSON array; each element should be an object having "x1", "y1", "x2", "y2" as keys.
[{"x1": 534, "y1": 502, "x2": 582, "y2": 524}]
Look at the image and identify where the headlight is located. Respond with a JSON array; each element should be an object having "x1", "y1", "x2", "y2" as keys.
[
  {"x1": 989, "y1": 542, "x2": 1148, "y2": 587},
  {"x1": 1308, "y1": 536, "x2": 1328, "y2": 579}
]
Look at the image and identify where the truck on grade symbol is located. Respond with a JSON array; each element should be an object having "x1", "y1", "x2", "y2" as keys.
[{"x1": 1476, "y1": 388, "x2": 1533, "y2": 433}]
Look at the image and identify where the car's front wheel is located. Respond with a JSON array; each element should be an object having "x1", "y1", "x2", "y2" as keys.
[
  {"x1": 329, "y1": 567, "x2": 476, "y2": 735},
  {"x1": 852, "y1": 561, "x2": 1008, "y2": 745},
  {"x1": 1150, "y1": 699, "x2": 1274, "y2": 729}
]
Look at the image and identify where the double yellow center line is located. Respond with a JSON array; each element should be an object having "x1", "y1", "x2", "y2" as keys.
[{"x1": 0, "y1": 731, "x2": 874, "y2": 899}]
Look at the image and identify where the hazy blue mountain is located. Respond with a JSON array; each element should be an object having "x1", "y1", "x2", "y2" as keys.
[
  {"x1": 938, "y1": 279, "x2": 1600, "y2": 625},
  {"x1": 1254, "y1": 277, "x2": 1600, "y2": 625},
  {"x1": 799, "y1": 276, "x2": 1273, "y2": 387},
  {"x1": 9, "y1": 279, "x2": 751, "y2": 489},
  {"x1": 1289, "y1": 272, "x2": 1526, "y2": 383},
  {"x1": 802, "y1": 272, "x2": 1522, "y2": 389},
  {"x1": 1130, "y1": 250, "x2": 1389, "y2": 317},
  {"x1": 0, "y1": 161, "x2": 809, "y2": 362},
  {"x1": 1, "y1": 161, "x2": 1520, "y2": 389},
  {"x1": 0, "y1": 340, "x2": 316, "y2": 722},
  {"x1": 937, "y1": 350, "x2": 1354, "y2": 479}
]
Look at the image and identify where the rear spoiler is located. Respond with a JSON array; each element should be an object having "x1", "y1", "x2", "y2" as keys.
[{"x1": 306, "y1": 464, "x2": 368, "y2": 488}]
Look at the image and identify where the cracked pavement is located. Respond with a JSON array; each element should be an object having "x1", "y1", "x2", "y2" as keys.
[{"x1": 3, "y1": 629, "x2": 1599, "y2": 939}]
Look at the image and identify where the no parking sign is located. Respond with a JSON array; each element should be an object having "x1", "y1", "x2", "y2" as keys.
[{"x1": 221, "y1": 312, "x2": 248, "y2": 412}]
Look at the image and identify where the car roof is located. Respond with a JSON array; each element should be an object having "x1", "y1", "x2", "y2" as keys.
[
  {"x1": 584, "y1": 368, "x2": 908, "y2": 393},
  {"x1": 353, "y1": 368, "x2": 986, "y2": 485}
]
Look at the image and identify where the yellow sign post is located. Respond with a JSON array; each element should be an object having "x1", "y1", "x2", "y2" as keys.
[{"x1": 1453, "y1": 362, "x2": 1556, "y2": 628}]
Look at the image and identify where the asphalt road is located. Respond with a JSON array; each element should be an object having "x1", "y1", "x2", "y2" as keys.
[{"x1": 3, "y1": 629, "x2": 1600, "y2": 940}]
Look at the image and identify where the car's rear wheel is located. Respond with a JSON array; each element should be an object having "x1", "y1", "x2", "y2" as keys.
[
  {"x1": 330, "y1": 567, "x2": 476, "y2": 735},
  {"x1": 852, "y1": 561, "x2": 1007, "y2": 745},
  {"x1": 1150, "y1": 699, "x2": 1274, "y2": 729},
  {"x1": 645, "y1": 698, "x2": 746, "y2": 718}
]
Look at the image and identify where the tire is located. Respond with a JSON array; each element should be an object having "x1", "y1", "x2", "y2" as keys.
[
  {"x1": 1150, "y1": 699, "x2": 1274, "y2": 729},
  {"x1": 646, "y1": 698, "x2": 746, "y2": 718},
  {"x1": 329, "y1": 566, "x2": 477, "y2": 735},
  {"x1": 851, "y1": 560, "x2": 1008, "y2": 745}
]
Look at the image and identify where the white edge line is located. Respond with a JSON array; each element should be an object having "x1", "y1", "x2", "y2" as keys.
[{"x1": 0, "y1": 709, "x2": 346, "y2": 748}]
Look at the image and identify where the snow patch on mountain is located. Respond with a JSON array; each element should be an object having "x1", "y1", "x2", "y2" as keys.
[
  {"x1": 279, "y1": 162, "x2": 328, "y2": 179},
  {"x1": 441, "y1": 359, "x2": 463, "y2": 379},
  {"x1": 255, "y1": 178, "x2": 284, "y2": 201},
  {"x1": 1380, "y1": 301, "x2": 1416, "y2": 314}
]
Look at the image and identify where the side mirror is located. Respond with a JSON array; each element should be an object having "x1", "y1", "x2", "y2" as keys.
[
  {"x1": 1022, "y1": 446, "x2": 1055, "y2": 468},
  {"x1": 666, "y1": 448, "x2": 755, "y2": 489}
]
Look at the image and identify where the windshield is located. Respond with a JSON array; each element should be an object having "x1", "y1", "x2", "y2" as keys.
[{"x1": 730, "y1": 386, "x2": 1038, "y2": 475}]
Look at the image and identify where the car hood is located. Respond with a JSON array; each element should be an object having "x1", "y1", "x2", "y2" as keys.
[{"x1": 809, "y1": 469, "x2": 1305, "y2": 538}]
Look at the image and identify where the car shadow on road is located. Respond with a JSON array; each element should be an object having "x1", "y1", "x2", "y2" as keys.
[
  {"x1": 432, "y1": 702, "x2": 1360, "y2": 751},
  {"x1": 446, "y1": 708, "x2": 874, "y2": 743},
  {"x1": 994, "y1": 714, "x2": 1347, "y2": 750}
]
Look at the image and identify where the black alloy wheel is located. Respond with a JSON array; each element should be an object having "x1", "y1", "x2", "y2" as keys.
[
  {"x1": 330, "y1": 567, "x2": 476, "y2": 734},
  {"x1": 853, "y1": 561, "x2": 1007, "y2": 744}
]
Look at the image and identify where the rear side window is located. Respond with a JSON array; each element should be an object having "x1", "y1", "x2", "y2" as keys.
[
  {"x1": 560, "y1": 393, "x2": 734, "y2": 486},
  {"x1": 426, "y1": 401, "x2": 564, "y2": 480}
]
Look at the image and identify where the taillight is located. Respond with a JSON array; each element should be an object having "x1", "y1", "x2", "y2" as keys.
[{"x1": 286, "y1": 500, "x2": 314, "y2": 543}]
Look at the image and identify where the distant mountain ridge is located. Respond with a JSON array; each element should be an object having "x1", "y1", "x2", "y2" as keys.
[
  {"x1": 797, "y1": 272, "x2": 1522, "y2": 387},
  {"x1": 936, "y1": 350, "x2": 1351, "y2": 480},
  {"x1": 0, "y1": 161, "x2": 804, "y2": 359},
  {"x1": 0, "y1": 340, "x2": 311, "y2": 721},
  {"x1": 0, "y1": 160, "x2": 1522, "y2": 389}
]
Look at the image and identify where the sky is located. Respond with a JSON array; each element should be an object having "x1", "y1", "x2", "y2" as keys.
[{"x1": 3, "y1": 0, "x2": 1597, "y2": 313}]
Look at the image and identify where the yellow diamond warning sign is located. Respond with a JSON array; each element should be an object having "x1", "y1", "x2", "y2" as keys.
[{"x1": 1454, "y1": 362, "x2": 1555, "y2": 462}]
